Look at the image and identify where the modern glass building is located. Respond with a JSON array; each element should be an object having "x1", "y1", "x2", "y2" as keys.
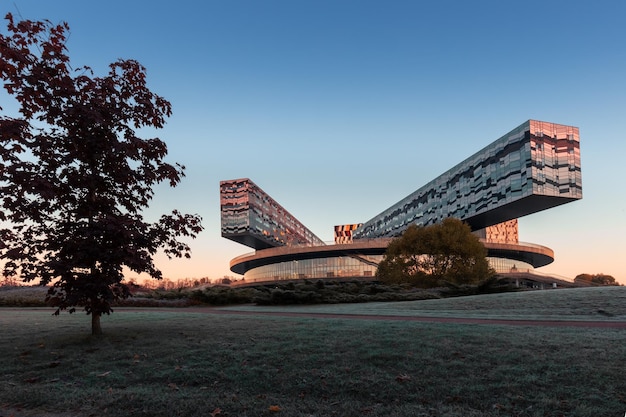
[
  {"x1": 220, "y1": 178, "x2": 325, "y2": 249},
  {"x1": 354, "y1": 120, "x2": 582, "y2": 238},
  {"x1": 221, "y1": 120, "x2": 581, "y2": 285}
]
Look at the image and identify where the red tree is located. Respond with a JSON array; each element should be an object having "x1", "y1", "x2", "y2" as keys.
[{"x1": 0, "y1": 13, "x2": 203, "y2": 334}]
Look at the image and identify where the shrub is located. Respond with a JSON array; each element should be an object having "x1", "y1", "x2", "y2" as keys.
[{"x1": 189, "y1": 287, "x2": 259, "y2": 305}]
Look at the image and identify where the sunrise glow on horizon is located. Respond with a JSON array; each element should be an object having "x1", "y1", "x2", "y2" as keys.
[{"x1": 2, "y1": 1, "x2": 625, "y2": 285}]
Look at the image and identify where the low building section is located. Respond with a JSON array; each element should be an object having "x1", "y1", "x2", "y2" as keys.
[{"x1": 229, "y1": 238, "x2": 554, "y2": 284}]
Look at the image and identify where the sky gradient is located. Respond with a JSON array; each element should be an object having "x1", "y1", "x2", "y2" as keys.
[{"x1": 2, "y1": 1, "x2": 625, "y2": 284}]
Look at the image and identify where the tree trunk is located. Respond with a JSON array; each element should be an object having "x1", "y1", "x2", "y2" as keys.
[{"x1": 91, "y1": 313, "x2": 103, "y2": 335}]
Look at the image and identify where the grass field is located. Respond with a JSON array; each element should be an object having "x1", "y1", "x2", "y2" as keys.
[
  {"x1": 220, "y1": 286, "x2": 626, "y2": 321},
  {"x1": 1, "y1": 287, "x2": 625, "y2": 417}
]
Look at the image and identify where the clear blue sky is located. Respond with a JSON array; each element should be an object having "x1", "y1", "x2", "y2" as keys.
[{"x1": 3, "y1": 0, "x2": 625, "y2": 284}]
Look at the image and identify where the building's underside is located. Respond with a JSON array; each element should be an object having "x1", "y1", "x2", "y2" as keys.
[{"x1": 221, "y1": 120, "x2": 582, "y2": 285}]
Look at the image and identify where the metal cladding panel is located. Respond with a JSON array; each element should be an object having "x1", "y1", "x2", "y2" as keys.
[
  {"x1": 354, "y1": 120, "x2": 582, "y2": 238},
  {"x1": 220, "y1": 178, "x2": 325, "y2": 250},
  {"x1": 474, "y1": 220, "x2": 519, "y2": 244},
  {"x1": 334, "y1": 224, "x2": 363, "y2": 244},
  {"x1": 485, "y1": 220, "x2": 518, "y2": 244}
]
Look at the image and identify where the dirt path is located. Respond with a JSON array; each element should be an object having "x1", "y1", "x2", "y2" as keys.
[
  {"x1": 119, "y1": 307, "x2": 626, "y2": 329},
  {"x1": 6, "y1": 306, "x2": 626, "y2": 328}
]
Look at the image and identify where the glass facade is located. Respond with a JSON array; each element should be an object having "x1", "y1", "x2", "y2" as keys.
[
  {"x1": 241, "y1": 255, "x2": 384, "y2": 283},
  {"x1": 240, "y1": 254, "x2": 534, "y2": 282},
  {"x1": 220, "y1": 178, "x2": 325, "y2": 249},
  {"x1": 353, "y1": 120, "x2": 581, "y2": 239},
  {"x1": 487, "y1": 258, "x2": 534, "y2": 274}
]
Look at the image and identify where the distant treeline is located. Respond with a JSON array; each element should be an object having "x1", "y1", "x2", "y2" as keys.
[{"x1": 574, "y1": 273, "x2": 618, "y2": 286}]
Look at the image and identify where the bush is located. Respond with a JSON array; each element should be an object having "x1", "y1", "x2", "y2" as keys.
[
  {"x1": 0, "y1": 280, "x2": 519, "y2": 308},
  {"x1": 251, "y1": 281, "x2": 441, "y2": 305},
  {"x1": 188, "y1": 287, "x2": 260, "y2": 305},
  {"x1": 0, "y1": 286, "x2": 48, "y2": 307}
]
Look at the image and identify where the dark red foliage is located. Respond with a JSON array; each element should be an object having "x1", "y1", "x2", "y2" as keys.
[{"x1": 0, "y1": 13, "x2": 203, "y2": 329}]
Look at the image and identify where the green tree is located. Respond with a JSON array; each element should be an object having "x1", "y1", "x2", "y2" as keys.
[
  {"x1": 0, "y1": 14, "x2": 203, "y2": 334},
  {"x1": 376, "y1": 218, "x2": 493, "y2": 287}
]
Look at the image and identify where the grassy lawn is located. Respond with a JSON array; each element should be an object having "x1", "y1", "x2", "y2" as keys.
[
  {"x1": 1, "y1": 287, "x2": 625, "y2": 417},
  {"x1": 221, "y1": 286, "x2": 626, "y2": 321}
]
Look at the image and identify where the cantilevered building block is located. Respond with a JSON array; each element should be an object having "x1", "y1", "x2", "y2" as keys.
[
  {"x1": 354, "y1": 120, "x2": 582, "y2": 239},
  {"x1": 220, "y1": 178, "x2": 325, "y2": 250}
]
